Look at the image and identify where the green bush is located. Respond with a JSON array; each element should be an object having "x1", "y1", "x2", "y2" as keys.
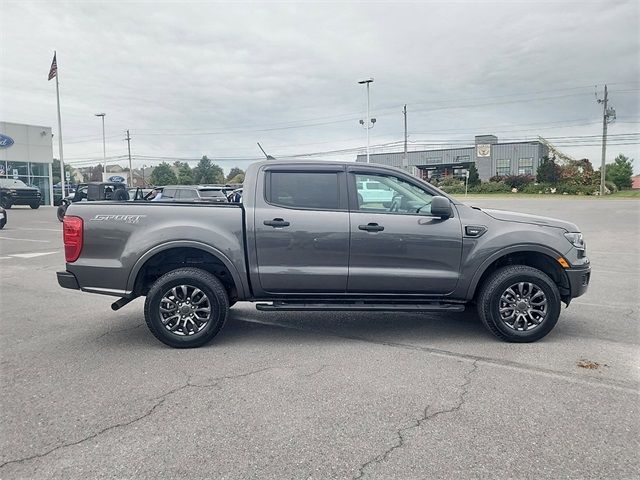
[
  {"x1": 439, "y1": 184, "x2": 466, "y2": 194},
  {"x1": 605, "y1": 181, "x2": 618, "y2": 194},
  {"x1": 437, "y1": 176, "x2": 464, "y2": 187},
  {"x1": 521, "y1": 183, "x2": 548, "y2": 194},
  {"x1": 470, "y1": 181, "x2": 511, "y2": 193},
  {"x1": 502, "y1": 174, "x2": 535, "y2": 190},
  {"x1": 555, "y1": 183, "x2": 596, "y2": 195}
]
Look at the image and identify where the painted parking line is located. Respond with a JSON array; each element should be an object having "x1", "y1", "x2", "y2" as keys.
[
  {"x1": 15, "y1": 227, "x2": 61, "y2": 233},
  {"x1": 0, "y1": 236, "x2": 50, "y2": 243},
  {"x1": 8, "y1": 251, "x2": 58, "y2": 259}
]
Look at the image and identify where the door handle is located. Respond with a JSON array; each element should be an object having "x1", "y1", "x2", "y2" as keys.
[
  {"x1": 358, "y1": 223, "x2": 384, "y2": 232},
  {"x1": 264, "y1": 218, "x2": 290, "y2": 228}
]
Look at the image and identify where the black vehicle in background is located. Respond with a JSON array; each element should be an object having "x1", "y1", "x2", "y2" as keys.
[
  {"x1": 0, "y1": 206, "x2": 6, "y2": 229},
  {"x1": 57, "y1": 182, "x2": 130, "y2": 221},
  {"x1": 155, "y1": 185, "x2": 229, "y2": 203},
  {"x1": 0, "y1": 178, "x2": 42, "y2": 209}
]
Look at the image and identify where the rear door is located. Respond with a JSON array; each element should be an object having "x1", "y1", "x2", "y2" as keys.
[
  {"x1": 347, "y1": 167, "x2": 463, "y2": 295},
  {"x1": 253, "y1": 165, "x2": 349, "y2": 294}
]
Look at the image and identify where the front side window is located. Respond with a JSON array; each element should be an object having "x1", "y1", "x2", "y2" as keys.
[
  {"x1": 518, "y1": 158, "x2": 534, "y2": 175},
  {"x1": 496, "y1": 159, "x2": 511, "y2": 176},
  {"x1": 355, "y1": 173, "x2": 434, "y2": 215},
  {"x1": 268, "y1": 171, "x2": 339, "y2": 210}
]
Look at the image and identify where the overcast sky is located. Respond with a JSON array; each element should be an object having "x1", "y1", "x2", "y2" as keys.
[{"x1": 1, "y1": 0, "x2": 638, "y2": 174}]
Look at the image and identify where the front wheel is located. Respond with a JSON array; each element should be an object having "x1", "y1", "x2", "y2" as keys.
[
  {"x1": 30, "y1": 203, "x2": 40, "y2": 209},
  {"x1": 144, "y1": 267, "x2": 229, "y2": 348},
  {"x1": 1, "y1": 199, "x2": 11, "y2": 209},
  {"x1": 477, "y1": 265, "x2": 561, "y2": 342}
]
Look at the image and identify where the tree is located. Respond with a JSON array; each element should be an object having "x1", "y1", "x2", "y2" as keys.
[
  {"x1": 228, "y1": 173, "x2": 245, "y2": 184},
  {"x1": 150, "y1": 162, "x2": 177, "y2": 185},
  {"x1": 51, "y1": 158, "x2": 76, "y2": 184},
  {"x1": 226, "y1": 167, "x2": 245, "y2": 182},
  {"x1": 177, "y1": 163, "x2": 194, "y2": 185},
  {"x1": 467, "y1": 164, "x2": 480, "y2": 187},
  {"x1": 536, "y1": 155, "x2": 562, "y2": 184},
  {"x1": 560, "y1": 158, "x2": 596, "y2": 187},
  {"x1": 605, "y1": 154, "x2": 633, "y2": 190},
  {"x1": 193, "y1": 156, "x2": 224, "y2": 184}
]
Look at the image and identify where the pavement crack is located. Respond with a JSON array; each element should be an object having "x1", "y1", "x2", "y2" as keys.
[
  {"x1": 0, "y1": 377, "x2": 192, "y2": 471},
  {"x1": 353, "y1": 360, "x2": 478, "y2": 479}
]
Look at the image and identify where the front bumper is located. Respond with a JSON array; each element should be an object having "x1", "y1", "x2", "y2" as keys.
[
  {"x1": 565, "y1": 265, "x2": 591, "y2": 299},
  {"x1": 57, "y1": 271, "x2": 80, "y2": 290}
]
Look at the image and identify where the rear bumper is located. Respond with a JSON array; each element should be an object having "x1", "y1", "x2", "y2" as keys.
[
  {"x1": 57, "y1": 271, "x2": 80, "y2": 290},
  {"x1": 565, "y1": 265, "x2": 591, "y2": 299}
]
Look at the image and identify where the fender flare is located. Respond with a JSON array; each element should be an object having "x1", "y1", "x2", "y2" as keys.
[
  {"x1": 126, "y1": 240, "x2": 248, "y2": 299},
  {"x1": 465, "y1": 243, "x2": 568, "y2": 299}
]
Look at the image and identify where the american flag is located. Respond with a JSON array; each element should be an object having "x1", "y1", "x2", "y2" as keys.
[{"x1": 48, "y1": 53, "x2": 57, "y2": 81}]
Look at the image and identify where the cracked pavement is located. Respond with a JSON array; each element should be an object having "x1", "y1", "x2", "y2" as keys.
[{"x1": 1, "y1": 199, "x2": 639, "y2": 479}]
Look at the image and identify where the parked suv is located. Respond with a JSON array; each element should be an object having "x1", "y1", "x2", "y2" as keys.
[
  {"x1": 156, "y1": 185, "x2": 229, "y2": 203},
  {"x1": 0, "y1": 178, "x2": 42, "y2": 209}
]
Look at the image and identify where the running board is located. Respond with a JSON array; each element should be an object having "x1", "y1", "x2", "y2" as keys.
[{"x1": 255, "y1": 301, "x2": 465, "y2": 312}]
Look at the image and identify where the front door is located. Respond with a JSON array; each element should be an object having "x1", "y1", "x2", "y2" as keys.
[
  {"x1": 347, "y1": 170, "x2": 463, "y2": 295},
  {"x1": 254, "y1": 168, "x2": 350, "y2": 294}
]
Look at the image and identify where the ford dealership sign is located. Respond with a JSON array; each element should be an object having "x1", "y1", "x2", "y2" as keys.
[
  {"x1": 108, "y1": 175, "x2": 126, "y2": 183},
  {"x1": 0, "y1": 134, "x2": 14, "y2": 149}
]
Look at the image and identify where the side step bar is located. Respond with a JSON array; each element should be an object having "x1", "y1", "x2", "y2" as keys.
[{"x1": 255, "y1": 301, "x2": 465, "y2": 312}]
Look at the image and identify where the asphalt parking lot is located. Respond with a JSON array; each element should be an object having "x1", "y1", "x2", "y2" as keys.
[{"x1": 1, "y1": 198, "x2": 638, "y2": 479}]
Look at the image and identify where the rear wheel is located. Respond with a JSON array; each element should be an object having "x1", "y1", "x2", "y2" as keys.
[
  {"x1": 1, "y1": 198, "x2": 11, "y2": 209},
  {"x1": 30, "y1": 202, "x2": 40, "y2": 209},
  {"x1": 144, "y1": 267, "x2": 229, "y2": 348},
  {"x1": 477, "y1": 265, "x2": 561, "y2": 342}
]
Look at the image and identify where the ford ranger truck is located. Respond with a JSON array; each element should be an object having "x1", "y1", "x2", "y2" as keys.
[{"x1": 57, "y1": 161, "x2": 590, "y2": 348}]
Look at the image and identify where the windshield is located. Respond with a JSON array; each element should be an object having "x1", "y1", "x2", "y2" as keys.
[
  {"x1": 0, "y1": 178, "x2": 28, "y2": 188},
  {"x1": 199, "y1": 189, "x2": 225, "y2": 197}
]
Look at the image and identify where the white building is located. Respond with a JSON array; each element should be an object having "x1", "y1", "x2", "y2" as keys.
[{"x1": 0, "y1": 121, "x2": 54, "y2": 205}]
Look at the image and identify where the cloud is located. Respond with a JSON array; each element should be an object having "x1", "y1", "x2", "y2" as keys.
[{"x1": 1, "y1": 0, "x2": 638, "y2": 173}]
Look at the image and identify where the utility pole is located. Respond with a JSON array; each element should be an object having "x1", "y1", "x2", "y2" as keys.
[
  {"x1": 597, "y1": 85, "x2": 616, "y2": 196},
  {"x1": 403, "y1": 104, "x2": 408, "y2": 168},
  {"x1": 125, "y1": 130, "x2": 133, "y2": 186}
]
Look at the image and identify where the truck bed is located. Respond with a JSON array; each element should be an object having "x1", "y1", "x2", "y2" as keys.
[{"x1": 64, "y1": 201, "x2": 247, "y2": 297}]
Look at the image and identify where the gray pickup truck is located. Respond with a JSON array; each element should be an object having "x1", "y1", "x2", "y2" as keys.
[{"x1": 58, "y1": 160, "x2": 590, "y2": 348}]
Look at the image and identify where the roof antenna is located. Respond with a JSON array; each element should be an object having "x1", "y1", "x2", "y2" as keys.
[{"x1": 257, "y1": 142, "x2": 276, "y2": 160}]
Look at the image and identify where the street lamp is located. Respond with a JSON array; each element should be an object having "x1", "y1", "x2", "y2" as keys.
[
  {"x1": 358, "y1": 78, "x2": 375, "y2": 163},
  {"x1": 95, "y1": 113, "x2": 106, "y2": 174}
]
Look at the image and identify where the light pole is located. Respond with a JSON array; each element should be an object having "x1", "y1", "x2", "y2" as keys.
[
  {"x1": 142, "y1": 164, "x2": 147, "y2": 187},
  {"x1": 95, "y1": 113, "x2": 106, "y2": 174},
  {"x1": 358, "y1": 78, "x2": 375, "y2": 163}
]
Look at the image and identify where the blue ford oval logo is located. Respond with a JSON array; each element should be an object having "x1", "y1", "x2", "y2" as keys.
[
  {"x1": 108, "y1": 175, "x2": 125, "y2": 183},
  {"x1": 0, "y1": 134, "x2": 14, "y2": 149}
]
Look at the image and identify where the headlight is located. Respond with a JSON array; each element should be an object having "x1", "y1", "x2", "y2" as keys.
[{"x1": 564, "y1": 232, "x2": 585, "y2": 250}]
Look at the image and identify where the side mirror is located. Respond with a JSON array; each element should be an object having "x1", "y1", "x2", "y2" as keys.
[{"x1": 430, "y1": 196, "x2": 452, "y2": 219}]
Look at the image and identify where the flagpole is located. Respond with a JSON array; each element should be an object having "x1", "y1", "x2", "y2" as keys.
[{"x1": 54, "y1": 51, "x2": 66, "y2": 200}]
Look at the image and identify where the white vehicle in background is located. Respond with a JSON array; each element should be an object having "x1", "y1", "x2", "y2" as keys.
[{"x1": 357, "y1": 180, "x2": 395, "y2": 204}]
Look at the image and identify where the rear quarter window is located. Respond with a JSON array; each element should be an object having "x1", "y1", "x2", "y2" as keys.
[{"x1": 268, "y1": 172, "x2": 339, "y2": 210}]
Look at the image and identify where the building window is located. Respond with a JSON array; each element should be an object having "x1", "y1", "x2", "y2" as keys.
[
  {"x1": 455, "y1": 155, "x2": 470, "y2": 163},
  {"x1": 0, "y1": 160, "x2": 51, "y2": 205},
  {"x1": 518, "y1": 158, "x2": 534, "y2": 175},
  {"x1": 496, "y1": 159, "x2": 511, "y2": 176}
]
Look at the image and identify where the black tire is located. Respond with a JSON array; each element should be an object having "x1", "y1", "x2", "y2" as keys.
[
  {"x1": 30, "y1": 203, "x2": 40, "y2": 209},
  {"x1": 477, "y1": 265, "x2": 561, "y2": 343},
  {"x1": 1, "y1": 199, "x2": 11, "y2": 209},
  {"x1": 57, "y1": 204, "x2": 67, "y2": 222},
  {"x1": 144, "y1": 267, "x2": 229, "y2": 348},
  {"x1": 0, "y1": 218, "x2": 5, "y2": 230},
  {"x1": 114, "y1": 189, "x2": 129, "y2": 201}
]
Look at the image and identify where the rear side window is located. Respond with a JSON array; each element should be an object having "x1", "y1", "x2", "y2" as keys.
[
  {"x1": 268, "y1": 172, "x2": 339, "y2": 210},
  {"x1": 199, "y1": 189, "x2": 224, "y2": 197},
  {"x1": 177, "y1": 189, "x2": 198, "y2": 199},
  {"x1": 162, "y1": 188, "x2": 176, "y2": 199}
]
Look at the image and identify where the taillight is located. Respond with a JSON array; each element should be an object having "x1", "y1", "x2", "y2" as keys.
[{"x1": 63, "y1": 216, "x2": 83, "y2": 262}]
